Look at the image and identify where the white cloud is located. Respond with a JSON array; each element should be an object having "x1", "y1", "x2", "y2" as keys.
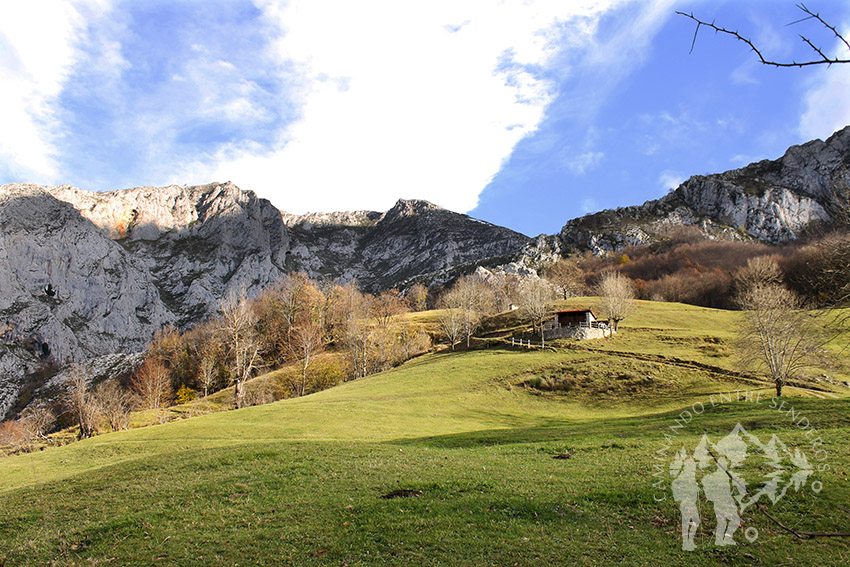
[
  {"x1": 658, "y1": 170, "x2": 685, "y2": 193},
  {"x1": 0, "y1": 0, "x2": 118, "y2": 183},
  {"x1": 0, "y1": 2, "x2": 85, "y2": 181},
  {"x1": 730, "y1": 60, "x2": 759, "y2": 86},
  {"x1": 799, "y1": 66, "x2": 850, "y2": 141},
  {"x1": 569, "y1": 151, "x2": 605, "y2": 174},
  {"x1": 175, "y1": 0, "x2": 629, "y2": 214},
  {"x1": 1, "y1": 0, "x2": 676, "y2": 216},
  {"x1": 798, "y1": 24, "x2": 850, "y2": 141},
  {"x1": 551, "y1": 0, "x2": 674, "y2": 122}
]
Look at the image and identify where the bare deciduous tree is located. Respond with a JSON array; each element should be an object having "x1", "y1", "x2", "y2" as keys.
[
  {"x1": 785, "y1": 232, "x2": 850, "y2": 308},
  {"x1": 436, "y1": 291, "x2": 465, "y2": 351},
  {"x1": 371, "y1": 289, "x2": 408, "y2": 331},
  {"x1": 65, "y1": 367, "x2": 99, "y2": 439},
  {"x1": 196, "y1": 346, "x2": 219, "y2": 399},
  {"x1": 277, "y1": 272, "x2": 311, "y2": 341},
  {"x1": 397, "y1": 323, "x2": 432, "y2": 361},
  {"x1": 678, "y1": 4, "x2": 850, "y2": 68},
  {"x1": 132, "y1": 358, "x2": 173, "y2": 412},
  {"x1": 733, "y1": 256, "x2": 783, "y2": 294},
  {"x1": 288, "y1": 322, "x2": 325, "y2": 397},
  {"x1": 219, "y1": 293, "x2": 263, "y2": 409},
  {"x1": 148, "y1": 325, "x2": 192, "y2": 388},
  {"x1": 518, "y1": 278, "x2": 557, "y2": 348},
  {"x1": 186, "y1": 321, "x2": 223, "y2": 399},
  {"x1": 735, "y1": 256, "x2": 839, "y2": 396},
  {"x1": 543, "y1": 258, "x2": 586, "y2": 299},
  {"x1": 0, "y1": 420, "x2": 28, "y2": 453},
  {"x1": 439, "y1": 276, "x2": 498, "y2": 349},
  {"x1": 596, "y1": 271, "x2": 635, "y2": 333},
  {"x1": 406, "y1": 283, "x2": 429, "y2": 312},
  {"x1": 335, "y1": 287, "x2": 413, "y2": 377},
  {"x1": 93, "y1": 380, "x2": 134, "y2": 431},
  {"x1": 736, "y1": 283, "x2": 828, "y2": 397},
  {"x1": 339, "y1": 285, "x2": 372, "y2": 378},
  {"x1": 18, "y1": 405, "x2": 55, "y2": 443}
]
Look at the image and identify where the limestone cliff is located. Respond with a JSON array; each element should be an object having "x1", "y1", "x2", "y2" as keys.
[
  {"x1": 557, "y1": 125, "x2": 850, "y2": 254},
  {"x1": 0, "y1": 185, "x2": 173, "y2": 417},
  {"x1": 0, "y1": 184, "x2": 529, "y2": 418},
  {"x1": 285, "y1": 198, "x2": 531, "y2": 291}
]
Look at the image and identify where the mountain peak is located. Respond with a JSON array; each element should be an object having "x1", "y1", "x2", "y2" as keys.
[
  {"x1": 382, "y1": 198, "x2": 444, "y2": 221},
  {"x1": 555, "y1": 124, "x2": 850, "y2": 254}
]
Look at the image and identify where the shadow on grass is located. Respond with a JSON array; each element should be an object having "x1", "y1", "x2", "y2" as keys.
[{"x1": 390, "y1": 398, "x2": 850, "y2": 449}]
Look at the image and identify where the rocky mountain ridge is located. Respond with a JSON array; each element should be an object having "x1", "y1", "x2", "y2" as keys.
[{"x1": 556, "y1": 125, "x2": 850, "y2": 254}]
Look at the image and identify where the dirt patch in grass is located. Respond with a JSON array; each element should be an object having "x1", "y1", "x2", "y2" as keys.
[{"x1": 380, "y1": 489, "x2": 423, "y2": 499}]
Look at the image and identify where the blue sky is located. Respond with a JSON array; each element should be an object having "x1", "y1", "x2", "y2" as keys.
[{"x1": 1, "y1": 1, "x2": 849, "y2": 237}]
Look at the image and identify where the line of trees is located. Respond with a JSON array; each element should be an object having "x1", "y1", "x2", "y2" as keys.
[
  {"x1": 1, "y1": 274, "x2": 434, "y2": 449},
  {"x1": 437, "y1": 275, "x2": 497, "y2": 350},
  {"x1": 435, "y1": 271, "x2": 563, "y2": 348},
  {"x1": 131, "y1": 274, "x2": 432, "y2": 412},
  {"x1": 546, "y1": 228, "x2": 850, "y2": 311}
]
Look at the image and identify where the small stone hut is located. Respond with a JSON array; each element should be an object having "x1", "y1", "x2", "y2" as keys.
[
  {"x1": 552, "y1": 308, "x2": 597, "y2": 326},
  {"x1": 543, "y1": 308, "x2": 609, "y2": 340}
]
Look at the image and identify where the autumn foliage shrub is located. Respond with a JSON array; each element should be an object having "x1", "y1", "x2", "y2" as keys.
[
  {"x1": 783, "y1": 231, "x2": 850, "y2": 306},
  {"x1": 175, "y1": 385, "x2": 197, "y2": 405},
  {"x1": 579, "y1": 238, "x2": 791, "y2": 309},
  {"x1": 0, "y1": 420, "x2": 28, "y2": 454}
]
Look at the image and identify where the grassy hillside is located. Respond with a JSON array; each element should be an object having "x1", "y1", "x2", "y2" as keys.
[{"x1": 1, "y1": 300, "x2": 849, "y2": 565}]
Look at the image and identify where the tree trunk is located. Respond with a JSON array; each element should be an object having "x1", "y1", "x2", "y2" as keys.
[
  {"x1": 234, "y1": 381, "x2": 241, "y2": 409},
  {"x1": 775, "y1": 380, "x2": 783, "y2": 397}
]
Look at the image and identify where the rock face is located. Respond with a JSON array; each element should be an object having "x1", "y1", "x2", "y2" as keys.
[
  {"x1": 0, "y1": 185, "x2": 174, "y2": 418},
  {"x1": 0, "y1": 183, "x2": 530, "y2": 418},
  {"x1": 49, "y1": 182, "x2": 291, "y2": 327},
  {"x1": 285, "y1": 198, "x2": 531, "y2": 291},
  {"x1": 557, "y1": 125, "x2": 850, "y2": 254}
]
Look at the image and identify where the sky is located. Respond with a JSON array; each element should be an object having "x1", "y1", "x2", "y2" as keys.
[{"x1": 1, "y1": 0, "x2": 849, "y2": 237}]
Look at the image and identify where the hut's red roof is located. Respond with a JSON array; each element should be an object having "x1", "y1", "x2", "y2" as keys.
[{"x1": 555, "y1": 308, "x2": 595, "y2": 316}]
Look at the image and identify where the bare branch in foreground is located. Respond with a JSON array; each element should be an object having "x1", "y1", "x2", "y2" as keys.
[
  {"x1": 707, "y1": 446, "x2": 850, "y2": 539},
  {"x1": 677, "y1": 4, "x2": 850, "y2": 68}
]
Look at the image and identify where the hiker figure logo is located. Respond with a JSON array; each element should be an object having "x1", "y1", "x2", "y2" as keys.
[{"x1": 670, "y1": 423, "x2": 816, "y2": 550}]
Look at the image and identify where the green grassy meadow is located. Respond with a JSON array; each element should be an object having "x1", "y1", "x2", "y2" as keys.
[{"x1": 1, "y1": 300, "x2": 849, "y2": 565}]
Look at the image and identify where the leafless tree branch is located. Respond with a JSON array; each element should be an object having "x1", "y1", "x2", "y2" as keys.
[
  {"x1": 707, "y1": 446, "x2": 850, "y2": 539},
  {"x1": 677, "y1": 4, "x2": 850, "y2": 68}
]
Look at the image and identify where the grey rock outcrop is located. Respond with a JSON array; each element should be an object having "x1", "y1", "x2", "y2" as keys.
[
  {"x1": 0, "y1": 184, "x2": 174, "y2": 418},
  {"x1": 557, "y1": 125, "x2": 850, "y2": 254},
  {"x1": 284, "y1": 198, "x2": 532, "y2": 291},
  {"x1": 49, "y1": 182, "x2": 291, "y2": 327},
  {"x1": 35, "y1": 352, "x2": 146, "y2": 406},
  {"x1": 0, "y1": 184, "x2": 530, "y2": 418}
]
